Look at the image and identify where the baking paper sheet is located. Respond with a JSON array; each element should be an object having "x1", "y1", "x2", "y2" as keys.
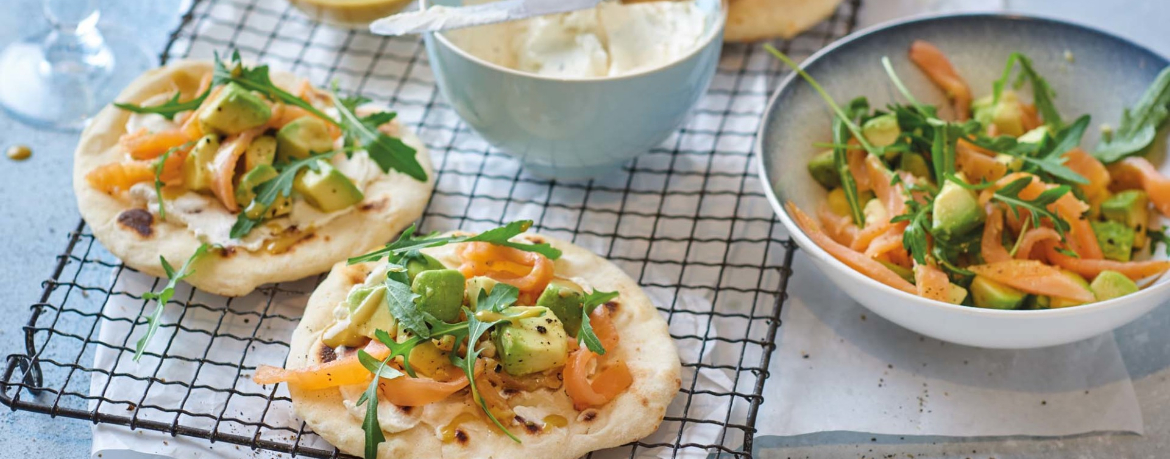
[{"x1": 755, "y1": 253, "x2": 1143, "y2": 438}]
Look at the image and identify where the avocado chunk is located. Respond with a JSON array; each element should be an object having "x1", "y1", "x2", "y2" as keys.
[
  {"x1": 1102, "y1": 190, "x2": 1150, "y2": 246},
  {"x1": 198, "y1": 82, "x2": 271, "y2": 135},
  {"x1": 1090, "y1": 270, "x2": 1139, "y2": 302},
  {"x1": 972, "y1": 95, "x2": 994, "y2": 127},
  {"x1": 970, "y1": 275, "x2": 1027, "y2": 309},
  {"x1": 234, "y1": 164, "x2": 278, "y2": 208},
  {"x1": 900, "y1": 152, "x2": 931, "y2": 180},
  {"x1": 322, "y1": 285, "x2": 395, "y2": 348},
  {"x1": 879, "y1": 261, "x2": 915, "y2": 284},
  {"x1": 946, "y1": 283, "x2": 968, "y2": 305},
  {"x1": 411, "y1": 269, "x2": 465, "y2": 323},
  {"x1": 493, "y1": 306, "x2": 568, "y2": 376},
  {"x1": 826, "y1": 188, "x2": 850, "y2": 216},
  {"x1": 277, "y1": 117, "x2": 335, "y2": 161},
  {"x1": 862, "y1": 113, "x2": 901, "y2": 148},
  {"x1": 406, "y1": 253, "x2": 446, "y2": 283},
  {"x1": 1049, "y1": 269, "x2": 1092, "y2": 308},
  {"x1": 536, "y1": 279, "x2": 586, "y2": 337},
  {"x1": 242, "y1": 193, "x2": 292, "y2": 220},
  {"x1": 1091, "y1": 220, "x2": 1135, "y2": 262},
  {"x1": 992, "y1": 90, "x2": 1027, "y2": 137},
  {"x1": 182, "y1": 134, "x2": 219, "y2": 192},
  {"x1": 931, "y1": 178, "x2": 984, "y2": 240},
  {"x1": 293, "y1": 160, "x2": 364, "y2": 212},
  {"x1": 807, "y1": 150, "x2": 839, "y2": 189},
  {"x1": 465, "y1": 276, "x2": 499, "y2": 310},
  {"x1": 1017, "y1": 125, "x2": 1051, "y2": 144},
  {"x1": 863, "y1": 198, "x2": 889, "y2": 227},
  {"x1": 993, "y1": 153, "x2": 1023, "y2": 171},
  {"x1": 244, "y1": 135, "x2": 277, "y2": 171}
]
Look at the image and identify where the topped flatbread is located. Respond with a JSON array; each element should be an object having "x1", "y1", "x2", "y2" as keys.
[
  {"x1": 725, "y1": 0, "x2": 844, "y2": 42},
  {"x1": 74, "y1": 56, "x2": 435, "y2": 296},
  {"x1": 254, "y1": 223, "x2": 681, "y2": 458}
]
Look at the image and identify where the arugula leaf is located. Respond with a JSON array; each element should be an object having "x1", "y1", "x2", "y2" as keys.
[
  {"x1": 992, "y1": 177, "x2": 1072, "y2": 237},
  {"x1": 212, "y1": 51, "x2": 426, "y2": 180},
  {"x1": 833, "y1": 97, "x2": 870, "y2": 226},
  {"x1": 383, "y1": 261, "x2": 429, "y2": 340},
  {"x1": 135, "y1": 243, "x2": 210, "y2": 361},
  {"x1": 151, "y1": 142, "x2": 194, "y2": 221},
  {"x1": 457, "y1": 284, "x2": 524, "y2": 443},
  {"x1": 1095, "y1": 67, "x2": 1170, "y2": 163},
  {"x1": 881, "y1": 56, "x2": 931, "y2": 116},
  {"x1": 358, "y1": 349, "x2": 405, "y2": 380},
  {"x1": 115, "y1": 90, "x2": 210, "y2": 120},
  {"x1": 892, "y1": 199, "x2": 933, "y2": 265},
  {"x1": 993, "y1": 53, "x2": 1063, "y2": 130},
  {"x1": 349, "y1": 220, "x2": 561, "y2": 265},
  {"x1": 356, "y1": 357, "x2": 389, "y2": 459},
  {"x1": 577, "y1": 289, "x2": 619, "y2": 355},
  {"x1": 1148, "y1": 228, "x2": 1170, "y2": 256},
  {"x1": 230, "y1": 151, "x2": 336, "y2": 239}
]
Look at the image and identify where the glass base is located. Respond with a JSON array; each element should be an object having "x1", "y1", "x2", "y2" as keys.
[{"x1": 0, "y1": 27, "x2": 156, "y2": 132}]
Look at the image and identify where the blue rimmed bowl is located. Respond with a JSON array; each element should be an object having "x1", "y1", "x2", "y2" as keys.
[{"x1": 757, "y1": 13, "x2": 1170, "y2": 349}]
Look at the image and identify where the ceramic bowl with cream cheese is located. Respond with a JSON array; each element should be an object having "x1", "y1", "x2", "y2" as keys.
[{"x1": 422, "y1": 0, "x2": 726, "y2": 180}]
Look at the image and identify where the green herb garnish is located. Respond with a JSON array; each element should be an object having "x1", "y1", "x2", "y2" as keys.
[
  {"x1": 229, "y1": 151, "x2": 337, "y2": 239},
  {"x1": 1095, "y1": 67, "x2": 1170, "y2": 163},
  {"x1": 135, "y1": 243, "x2": 210, "y2": 361},
  {"x1": 993, "y1": 52, "x2": 1063, "y2": 130},
  {"x1": 991, "y1": 177, "x2": 1073, "y2": 237},
  {"x1": 151, "y1": 142, "x2": 194, "y2": 221},
  {"x1": 577, "y1": 289, "x2": 619, "y2": 355},
  {"x1": 115, "y1": 90, "x2": 210, "y2": 120},
  {"x1": 348, "y1": 220, "x2": 562, "y2": 265}
]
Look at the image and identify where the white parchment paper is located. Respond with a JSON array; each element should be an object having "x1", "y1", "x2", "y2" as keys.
[{"x1": 756, "y1": 253, "x2": 1143, "y2": 437}]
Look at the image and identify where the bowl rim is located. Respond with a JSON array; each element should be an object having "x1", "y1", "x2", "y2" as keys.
[
  {"x1": 420, "y1": 0, "x2": 728, "y2": 83},
  {"x1": 755, "y1": 11, "x2": 1170, "y2": 319}
]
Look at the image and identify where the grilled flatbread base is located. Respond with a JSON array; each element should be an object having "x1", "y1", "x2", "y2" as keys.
[
  {"x1": 73, "y1": 60, "x2": 435, "y2": 297},
  {"x1": 286, "y1": 234, "x2": 682, "y2": 459},
  {"x1": 725, "y1": 0, "x2": 844, "y2": 42}
]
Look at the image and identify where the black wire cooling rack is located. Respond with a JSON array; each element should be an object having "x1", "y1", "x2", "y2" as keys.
[{"x1": 1, "y1": 0, "x2": 861, "y2": 457}]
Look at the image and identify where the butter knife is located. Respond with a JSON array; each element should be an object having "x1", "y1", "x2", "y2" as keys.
[{"x1": 369, "y1": 0, "x2": 603, "y2": 36}]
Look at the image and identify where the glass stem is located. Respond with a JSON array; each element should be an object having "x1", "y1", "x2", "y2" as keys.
[{"x1": 40, "y1": 0, "x2": 112, "y2": 77}]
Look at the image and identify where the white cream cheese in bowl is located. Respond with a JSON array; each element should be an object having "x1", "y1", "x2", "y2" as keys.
[{"x1": 445, "y1": 0, "x2": 709, "y2": 79}]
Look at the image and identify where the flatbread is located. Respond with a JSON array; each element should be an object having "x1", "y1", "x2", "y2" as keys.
[
  {"x1": 724, "y1": 0, "x2": 844, "y2": 42},
  {"x1": 73, "y1": 61, "x2": 435, "y2": 297},
  {"x1": 286, "y1": 233, "x2": 681, "y2": 459}
]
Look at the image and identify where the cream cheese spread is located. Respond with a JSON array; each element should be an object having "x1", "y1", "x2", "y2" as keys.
[{"x1": 446, "y1": 0, "x2": 707, "y2": 78}]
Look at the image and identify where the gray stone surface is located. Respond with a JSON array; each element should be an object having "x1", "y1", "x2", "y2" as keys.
[{"x1": 0, "y1": 0, "x2": 1168, "y2": 458}]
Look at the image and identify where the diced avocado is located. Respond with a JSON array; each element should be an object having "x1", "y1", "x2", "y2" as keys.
[
  {"x1": 1027, "y1": 294, "x2": 1050, "y2": 310},
  {"x1": 197, "y1": 82, "x2": 271, "y2": 135},
  {"x1": 182, "y1": 134, "x2": 219, "y2": 192},
  {"x1": 1090, "y1": 270, "x2": 1139, "y2": 302},
  {"x1": 1017, "y1": 125, "x2": 1051, "y2": 144},
  {"x1": 293, "y1": 160, "x2": 364, "y2": 212},
  {"x1": 993, "y1": 153, "x2": 1023, "y2": 171},
  {"x1": 863, "y1": 198, "x2": 889, "y2": 226},
  {"x1": 970, "y1": 275, "x2": 1027, "y2": 309},
  {"x1": 900, "y1": 152, "x2": 931, "y2": 180},
  {"x1": 1102, "y1": 190, "x2": 1150, "y2": 249},
  {"x1": 827, "y1": 188, "x2": 850, "y2": 216},
  {"x1": 862, "y1": 113, "x2": 901, "y2": 148},
  {"x1": 992, "y1": 90, "x2": 1026, "y2": 137},
  {"x1": 972, "y1": 95, "x2": 994, "y2": 127},
  {"x1": 946, "y1": 283, "x2": 968, "y2": 305},
  {"x1": 1050, "y1": 270, "x2": 1091, "y2": 308},
  {"x1": 931, "y1": 178, "x2": 984, "y2": 239},
  {"x1": 407, "y1": 341, "x2": 458, "y2": 380},
  {"x1": 242, "y1": 193, "x2": 292, "y2": 220},
  {"x1": 234, "y1": 164, "x2": 278, "y2": 208},
  {"x1": 807, "y1": 150, "x2": 839, "y2": 189},
  {"x1": 536, "y1": 279, "x2": 585, "y2": 336},
  {"x1": 406, "y1": 253, "x2": 446, "y2": 283},
  {"x1": 879, "y1": 261, "x2": 915, "y2": 284},
  {"x1": 493, "y1": 306, "x2": 568, "y2": 376},
  {"x1": 277, "y1": 117, "x2": 334, "y2": 161},
  {"x1": 411, "y1": 269, "x2": 466, "y2": 323},
  {"x1": 322, "y1": 285, "x2": 395, "y2": 348},
  {"x1": 465, "y1": 276, "x2": 499, "y2": 310},
  {"x1": 1091, "y1": 220, "x2": 1135, "y2": 262},
  {"x1": 244, "y1": 135, "x2": 277, "y2": 171}
]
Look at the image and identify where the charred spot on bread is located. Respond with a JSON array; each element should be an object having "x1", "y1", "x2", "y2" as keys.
[
  {"x1": 318, "y1": 343, "x2": 337, "y2": 364},
  {"x1": 604, "y1": 300, "x2": 620, "y2": 313},
  {"x1": 454, "y1": 429, "x2": 469, "y2": 444},
  {"x1": 359, "y1": 197, "x2": 388, "y2": 212},
  {"x1": 116, "y1": 209, "x2": 153, "y2": 237}
]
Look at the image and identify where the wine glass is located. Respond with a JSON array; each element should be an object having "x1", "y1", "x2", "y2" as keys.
[{"x1": 0, "y1": 0, "x2": 156, "y2": 131}]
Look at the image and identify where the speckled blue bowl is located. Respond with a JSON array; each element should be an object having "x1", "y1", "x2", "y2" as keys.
[
  {"x1": 422, "y1": 0, "x2": 725, "y2": 180},
  {"x1": 758, "y1": 14, "x2": 1170, "y2": 349}
]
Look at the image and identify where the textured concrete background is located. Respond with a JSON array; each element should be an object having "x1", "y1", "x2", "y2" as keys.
[{"x1": 0, "y1": 0, "x2": 1168, "y2": 458}]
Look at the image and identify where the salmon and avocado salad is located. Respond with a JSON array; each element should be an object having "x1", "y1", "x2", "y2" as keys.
[{"x1": 767, "y1": 41, "x2": 1170, "y2": 309}]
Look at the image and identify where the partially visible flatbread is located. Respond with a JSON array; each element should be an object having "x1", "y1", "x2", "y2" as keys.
[
  {"x1": 73, "y1": 61, "x2": 435, "y2": 297},
  {"x1": 724, "y1": 0, "x2": 844, "y2": 42},
  {"x1": 286, "y1": 234, "x2": 682, "y2": 459}
]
